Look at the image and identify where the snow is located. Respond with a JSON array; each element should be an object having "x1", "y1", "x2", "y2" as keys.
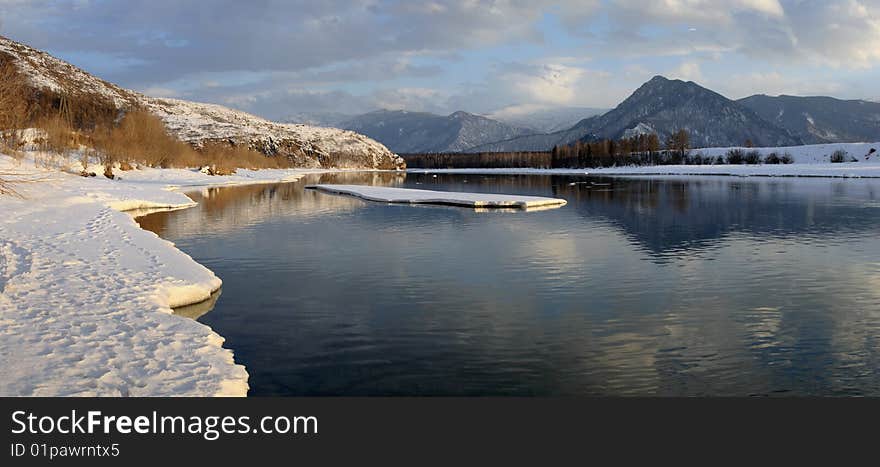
[
  {"x1": 307, "y1": 184, "x2": 567, "y2": 209},
  {"x1": 622, "y1": 122, "x2": 656, "y2": 139},
  {"x1": 0, "y1": 36, "x2": 139, "y2": 108},
  {"x1": 144, "y1": 98, "x2": 404, "y2": 169},
  {"x1": 1, "y1": 36, "x2": 404, "y2": 170},
  {"x1": 0, "y1": 154, "x2": 330, "y2": 396},
  {"x1": 411, "y1": 142, "x2": 880, "y2": 178}
]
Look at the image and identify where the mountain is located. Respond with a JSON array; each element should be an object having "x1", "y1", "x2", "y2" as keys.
[
  {"x1": 340, "y1": 110, "x2": 535, "y2": 153},
  {"x1": 470, "y1": 76, "x2": 803, "y2": 152},
  {"x1": 488, "y1": 106, "x2": 608, "y2": 133},
  {"x1": 466, "y1": 117, "x2": 600, "y2": 152},
  {"x1": 576, "y1": 76, "x2": 800, "y2": 147},
  {"x1": 738, "y1": 94, "x2": 880, "y2": 144},
  {"x1": 0, "y1": 36, "x2": 404, "y2": 169}
]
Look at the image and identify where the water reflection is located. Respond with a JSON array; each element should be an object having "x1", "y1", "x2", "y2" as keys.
[
  {"x1": 138, "y1": 173, "x2": 880, "y2": 396},
  {"x1": 172, "y1": 289, "x2": 222, "y2": 320}
]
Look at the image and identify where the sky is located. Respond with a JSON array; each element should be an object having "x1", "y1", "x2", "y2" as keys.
[{"x1": 1, "y1": 0, "x2": 879, "y2": 120}]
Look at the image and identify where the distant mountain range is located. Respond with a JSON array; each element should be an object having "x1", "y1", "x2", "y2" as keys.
[
  {"x1": 326, "y1": 76, "x2": 879, "y2": 153},
  {"x1": 472, "y1": 76, "x2": 803, "y2": 152},
  {"x1": 582, "y1": 76, "x2": 801, "y2": 147},
  {"x1": 488, "y1": 106, "x2": 607, "y2": 133},
  {"x1": 338, "y1": 110, "x2": 536, "y2": 153},
  {"x1": 737, "y1": 94, "x2": 880, "y2": 145}
]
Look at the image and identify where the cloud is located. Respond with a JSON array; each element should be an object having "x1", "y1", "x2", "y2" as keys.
[
  {"x1": 601, "y1": 0, "x2": 880, "y2": 68},
  {"x1": 1, "y1": 0, "x2": 877, "y2": 117},
  {"x1": 669, "y1": 61, "x2": 705, "y2": 82},
  {"x1": 506, "y1": 63, "x2": 589, "y2": 105},
  {"x1": 714, "y1": 71, "x2": 846, "y2": 98},
  {"x1": 442, "y1": 60, "x2": 631, "y2": 113},
  {"x1": 785, "y1": 0, "x2": 880, "y2": 68}
]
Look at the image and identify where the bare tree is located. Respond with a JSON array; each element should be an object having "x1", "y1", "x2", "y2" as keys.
[{"x1": 0, "y1": 55, "x2": 35, "y2": 156}]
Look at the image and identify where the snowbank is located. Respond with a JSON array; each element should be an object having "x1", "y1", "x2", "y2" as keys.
[
  {"x1": 308, "y1": 184, "x2": 567, "y2": 209},
  {"x1": 411, "y1": 142, "x2": 880, "y2": 178},
  {"x1": 0, "y1": 155, "x2": 325, "y2": 396}
]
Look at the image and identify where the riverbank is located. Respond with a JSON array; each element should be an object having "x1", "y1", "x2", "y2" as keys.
[
  {"x1": 0, "y1": 153, "x2": 336, "y2": 396},
  {"x1": 407, "y1": 142, "x2": 880, "y2": 178}
]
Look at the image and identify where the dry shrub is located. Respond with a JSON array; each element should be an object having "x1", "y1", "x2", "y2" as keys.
[
  {"x1": 90, "y1": 110, "x2": 290, "y2": 172},
  {"x1": 0, "y1": 55, "x2": 36, "y2": 160},
  {"x1": 92, "y1": 109, "x2": 197, "y2": 168},
  {"x1": 1, "y1": 131, "x2": 25, "y2": 160},
  {"x1": 830, "y1": 149, "x2": 847, "y2": 163},
  {"x1": 0, "y1": 174, "x2": 18, "y2": 196},
  {"x1": 198, "y1": 142, "x2": 291, "y2": 172},
  {"x1": 37, "y1": 116, "x2": 77, "y2": 153},
  {"x1": 1, "y1": 68, "x2": 291, "y2": 174},
  {"x1": 0, "y1": 56, "x2": 35, "y2": 130}
]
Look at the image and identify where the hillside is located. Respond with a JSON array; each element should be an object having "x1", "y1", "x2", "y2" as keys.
[
  {"x1": 738, "y1": 94, "x2": 880, "y2": 144},
  {"x1": 577, "y1": 76, "x2": 801, "y2": 148},
  {"x1": 0, "y1": 36, "x2": 404, "y2": 170},
  {"x1": 341, "y1": 109, "x2": 534, "y2": 153},
  {"x1": 468, "y1": 76, "x2": 806, "y2": 152}
]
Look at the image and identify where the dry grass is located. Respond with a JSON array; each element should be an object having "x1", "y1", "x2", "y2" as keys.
[
  {"x1": 0, "y1": 174, "x2": 18, "y2": 197},
  {"x1": 88, "y1": 110, "x2": 293, "y2": 172},
  {"x1": 198, "y1": 142, "x2": 292, "y2": 172},
  {"x1": 92, "y1": 110, "x2": 188, "y2": 168},
  {"x1": 0, "y1": 133, "x2": 25, "y2": 161},
  {"x1": 0, "y1": 56, "x2": 35, "y2": 130},
  {"x1": 1, "y1": 57, "x2": 294, "y2": 174}
]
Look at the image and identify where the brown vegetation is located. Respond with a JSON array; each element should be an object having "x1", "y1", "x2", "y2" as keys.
[
  {"x1": 0, "y1": 173, "x2": 18, "y2": 196},
  {"x1": 1, "y1": 53, "x2": 295, "y2": 174},
  {"x1": 0, "y1": 57, "x2": 35, "y2": 131}
]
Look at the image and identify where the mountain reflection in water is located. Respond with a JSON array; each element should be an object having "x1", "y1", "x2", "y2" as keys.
[{"x1": 137, "y1": 173, "x2": 880, "y2": 396}]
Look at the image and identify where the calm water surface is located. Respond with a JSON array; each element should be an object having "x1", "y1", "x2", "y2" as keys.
[{"x1": 137, "y1": 173, "x2": 880, "y2": 396}]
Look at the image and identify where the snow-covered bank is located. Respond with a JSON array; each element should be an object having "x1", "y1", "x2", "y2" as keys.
[
  {"x1": 0, "y1": 155, "x2": 328, "y2": 396},
  {"x1": 308, "y1": 184, "x2": 567, "y2": 209},
  {"x1": 412, "y1": 142, "x2": 880, "y2": 178}
]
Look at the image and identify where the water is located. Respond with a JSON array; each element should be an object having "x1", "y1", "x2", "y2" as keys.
[{"x1": 137, "y1": 173, "x2": 880, "y2": 396}]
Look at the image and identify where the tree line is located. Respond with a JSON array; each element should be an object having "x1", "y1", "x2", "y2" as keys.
[{"x1": 402, "y1": 130, "x2": 692, "y2": 169}]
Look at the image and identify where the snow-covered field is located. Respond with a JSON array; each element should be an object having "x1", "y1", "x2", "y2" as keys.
[
  {"x1": 308, "y1": 184, "x2": 567, "y2": 209},
  {"x1": 413, "y1": 142, "x2": 880, "y2": 178},
  {"x1": 0, "y1": 154, "x2": 333, "y2": 396}
]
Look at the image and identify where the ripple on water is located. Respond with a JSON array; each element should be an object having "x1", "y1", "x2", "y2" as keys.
[{"x1": 140, "y1": 174, "x2": 880, "y2": 396}]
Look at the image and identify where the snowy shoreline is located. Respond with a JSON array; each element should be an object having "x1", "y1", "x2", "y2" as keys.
[
  {"x1": 2, "y1": 140, "x2": 879, "y2": 397},
  {"x1": 408, "y1": 142, "x2": 880, "y2": 178},
  {"x1": 0, "y1": 154, "x2": 343, "y2": 396}
]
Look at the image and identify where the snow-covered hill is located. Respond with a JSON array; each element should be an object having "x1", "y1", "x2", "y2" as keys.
[
  {"x1": 145, "y1": 98, "x2": 402, "y2": 169},
  {"x1": 0, "y1": 36, "x2": 404, "y2": 170}
]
